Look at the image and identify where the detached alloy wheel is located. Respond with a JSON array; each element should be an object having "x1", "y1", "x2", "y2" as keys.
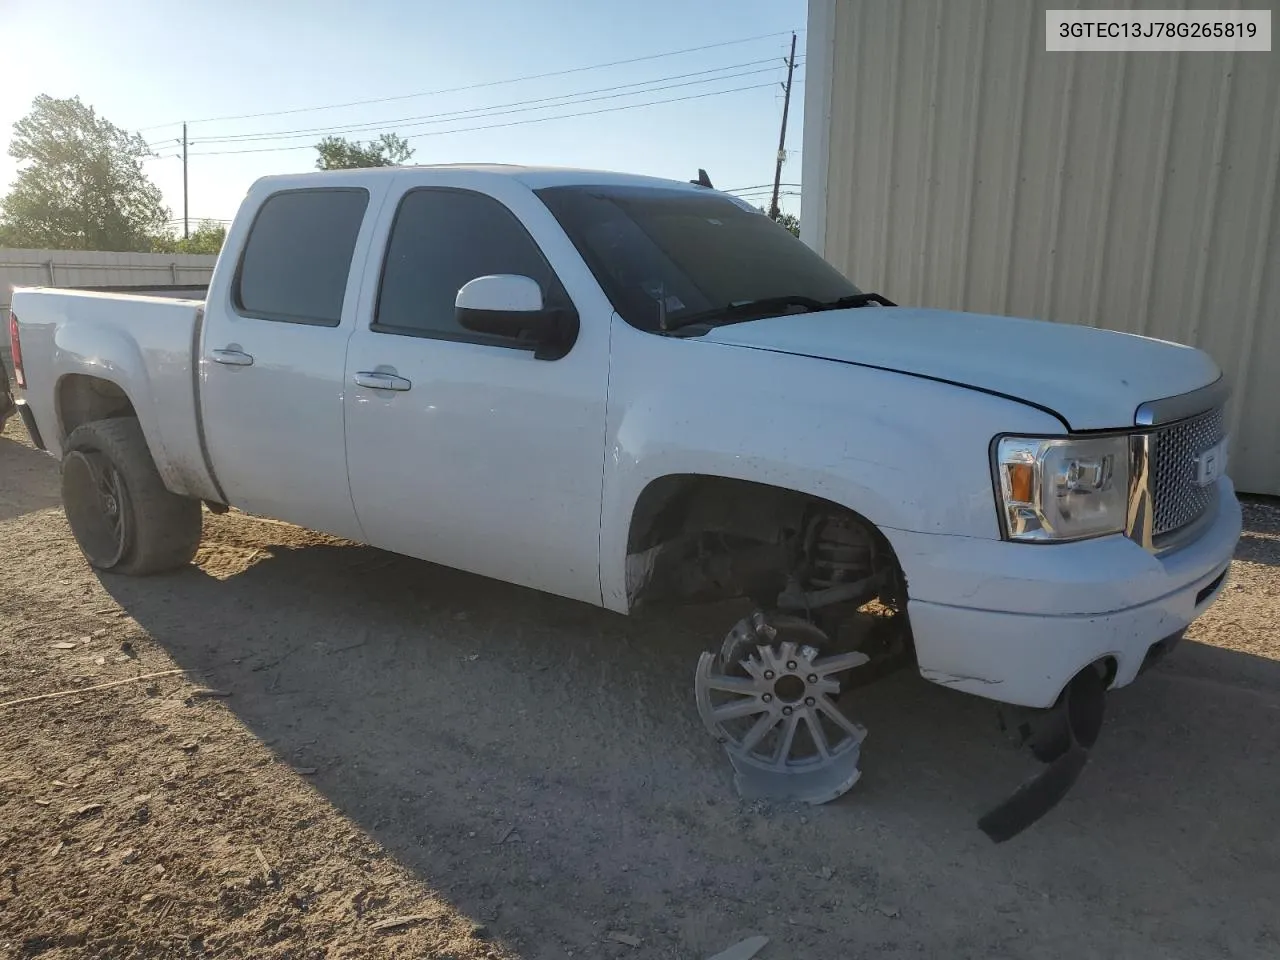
[
  {"x1": 695, "y1": 610, "x2": 871, "y2": 804},
  {"x1": 60, "y1": 417, "x2": 202, "y2": 575},
  {"x1": 63, "y1": 449, "x2": 132, "y2": 568}
]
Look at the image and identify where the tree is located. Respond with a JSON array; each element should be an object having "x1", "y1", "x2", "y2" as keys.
[
  {"x1": 153, "y1": 219, "x2": 226, "y2": 255},
  {"x1": 315, "y1": 133, "x2": 414, "y2": 170},
  {"x1": 773, "y1": 211, "x2": 800, "y2": 238},
  {"x1": 0, "y1": 95, "x2": 170, "y2": 251},
  {"x1": 758, "y1": 206, "x2": 800, "y2": 238}
]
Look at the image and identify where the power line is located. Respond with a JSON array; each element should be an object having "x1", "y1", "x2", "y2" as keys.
[
  {"x1": 138, "y1": 30, "x2": 803, "y2": 132},
  {"x1": 733, "y1": 192, "x2": 801, "y2": 201},
  {"x1": 187, "y1": 80, "x2": 803, "y2": 157},
  {"x1": 197, "y1": 63, "x2": 803, "y2": 148},
  {"x1": 724, "y1": 182, "x2": 801, "y2": 193},
  {"x1": 190, "y1": 58, "x2": 800, "y2": 146}
]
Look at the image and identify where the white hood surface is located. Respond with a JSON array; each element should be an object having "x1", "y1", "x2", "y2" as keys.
[{"x1": 702, "y1": 307, "x2": 1221, "y2": 430}]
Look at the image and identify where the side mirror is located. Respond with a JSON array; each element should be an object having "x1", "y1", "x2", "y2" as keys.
[{"x1": 455, "y1": 274, "x2": 577, "y2": 360}]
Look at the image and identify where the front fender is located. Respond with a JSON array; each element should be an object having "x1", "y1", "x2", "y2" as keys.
[{"x1": 599, "y1": 319, "x2": 1065, "y2": 612}]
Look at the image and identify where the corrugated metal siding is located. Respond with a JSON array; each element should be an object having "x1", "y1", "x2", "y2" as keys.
[
  {"x1": 1, "y1": 248, "x2": 216, "y2": 315},
  {"x1": 808, "y1": 0, "x2": 1280, "y2": 495},
  {"x1": 1, "y1": 248, "x2": 217, "y2": 371}
]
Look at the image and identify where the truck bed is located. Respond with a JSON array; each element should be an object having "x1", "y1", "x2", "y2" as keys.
[
  {"x1": 9, "y1": 287, "x2": 220, "y2": 502},
  {"x1": 66, "y1": 284, "x2": 209, "y2": 301}
]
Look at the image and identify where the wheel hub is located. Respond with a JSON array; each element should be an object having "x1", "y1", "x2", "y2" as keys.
[
  {"x1": 61, "y1": 450, "x2": 129, "y2": 569},
  {"x1": 695, "y1": 611, "x2": 869, "y2": 805}
]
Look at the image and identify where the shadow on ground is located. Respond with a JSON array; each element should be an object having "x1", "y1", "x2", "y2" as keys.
[
  {"x1": 0, "y1": 431, "x2": 62, "y2": 521},
  {"x1": 94, "y1": 525, "x2": 1280, "y2": 959}
]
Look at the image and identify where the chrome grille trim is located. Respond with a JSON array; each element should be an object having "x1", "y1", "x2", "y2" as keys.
[
  {"x1": 1125, "y1": 392, "x2": 1229, "y2": 554},
  {"x1": 1150, "y1": 407, "x2": 1226, "y2": 536},
  {"x1": 1134, "y1": 376, "x2": 1228, "y2": 427}
]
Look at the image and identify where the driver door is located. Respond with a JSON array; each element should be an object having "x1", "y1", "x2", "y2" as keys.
[{"x1": 342, "y1": 180, "x2": 609, "y2": 605}]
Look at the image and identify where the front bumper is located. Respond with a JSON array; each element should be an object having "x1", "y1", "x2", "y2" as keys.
[{"x1": 892, "y1": 479, "x2": 1242, "y2": 708}]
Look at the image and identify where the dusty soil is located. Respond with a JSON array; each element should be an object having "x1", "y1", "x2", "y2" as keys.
[{"x1": 1, "y1": 416, "x2": 1278, "y2": 959}]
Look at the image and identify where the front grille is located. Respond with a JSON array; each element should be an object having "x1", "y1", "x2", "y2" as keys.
[{"x1": 1149, "y1": 406, "x2": 1226, "y2": 537}]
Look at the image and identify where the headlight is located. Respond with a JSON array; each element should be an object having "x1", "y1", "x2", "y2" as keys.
[{"x1": 995, "y1": 436, "x2": 1130, "y2": 541}]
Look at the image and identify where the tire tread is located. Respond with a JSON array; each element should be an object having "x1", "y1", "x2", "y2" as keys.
[{"x1": 62, "y1": 417, "x2": 202, "y2": 575}]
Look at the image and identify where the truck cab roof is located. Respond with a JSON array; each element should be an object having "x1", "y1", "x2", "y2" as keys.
[{"x1": 249, "y1": 163, "x2": 708, "y2": 195}]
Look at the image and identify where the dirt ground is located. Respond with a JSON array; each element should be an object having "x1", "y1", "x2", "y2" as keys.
[{"x1": 1, "y1": 417, "x2": 1278, "y2": 960}]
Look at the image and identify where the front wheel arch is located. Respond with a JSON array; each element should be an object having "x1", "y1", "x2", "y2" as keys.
[{"x1": 621, "y1": 473, "x2": 909, "y2": 615}]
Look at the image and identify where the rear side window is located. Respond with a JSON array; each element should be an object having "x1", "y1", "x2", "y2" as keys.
[
  {"x1": 234, "y1": 188, "x2": 369, "y2": 326},
  {"x1": 375, "y1": 188, "x2": 565, "y2": 341}
]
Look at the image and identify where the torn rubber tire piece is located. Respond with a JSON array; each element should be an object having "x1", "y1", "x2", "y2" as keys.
[
  {"x1": 978, "y1": 666, "x2": 1106, "y2": 843},
  {"x1": 695, "y1": 611, "x2": 869, "y2": 805}
]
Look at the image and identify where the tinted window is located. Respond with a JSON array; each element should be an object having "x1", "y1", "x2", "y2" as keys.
[
  {"x1": 235, "y1": 189, "x2": 369, "y2": 325},
  {"x1": 376, "y1": 188, "x2": 563, "y2": 339},
  {"x1": 536, "y1": 185, "x2": 860, "y2": 332}
]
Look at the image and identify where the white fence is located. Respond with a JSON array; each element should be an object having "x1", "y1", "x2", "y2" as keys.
[{"x1": 1, "y1": 248, "x2": 217, "y2": 368}]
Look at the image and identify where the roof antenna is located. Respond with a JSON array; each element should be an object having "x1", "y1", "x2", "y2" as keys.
[{"x1": 690, "y1": 168, "x2": 714, "y2": 189}]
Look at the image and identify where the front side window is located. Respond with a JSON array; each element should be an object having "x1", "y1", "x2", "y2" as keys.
[
  {"x1": 535, "y1": 185, "x2": 862, "y2": 333},
  {"x1": 375, "y1": 188, "x2": 566, "y2": 342},
  {"x1": 234, "y1": 188, "x2": 369, "y2": 326}
]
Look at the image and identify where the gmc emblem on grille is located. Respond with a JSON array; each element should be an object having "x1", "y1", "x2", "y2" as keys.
[{"x1": 1194, "y1": 437, "x2": 1228, "y2": 487}]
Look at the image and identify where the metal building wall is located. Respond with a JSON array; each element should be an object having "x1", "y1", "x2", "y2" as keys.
[
  {"x1": 1, "y1": 248, "x2": 217, "y2": 315},
  {"x1": 802, "y1": 0, "x2": 1280, "y2": 495},
  {"x1": 1, "y1": 248, "x2": 217, "y2": 372}
]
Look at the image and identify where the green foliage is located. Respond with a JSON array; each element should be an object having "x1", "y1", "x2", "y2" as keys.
[
  {"x1": 152, "y1": 220, "x2": 227, "y2": 255},
  {"x1": 773, "y1": 210, "x2": 801, "y2": 238},
  {"x1": 0, "y1": 95, "x2": 170, "y2": 251},
  {"x1": 756, "y1": 205, "x2": 800, "y2": 238},
  {"x1": 315, "y1": 133, "x2": 414, "y2": 170}
]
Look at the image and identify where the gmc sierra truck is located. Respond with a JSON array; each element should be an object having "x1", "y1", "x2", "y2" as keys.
[{"x1": 8, "y1": 165, "x2": 1242, "y2": 839}]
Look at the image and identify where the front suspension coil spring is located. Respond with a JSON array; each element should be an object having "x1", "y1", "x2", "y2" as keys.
[{"x1": 806, "y1": 513, "x2": 875, "y2": 588}]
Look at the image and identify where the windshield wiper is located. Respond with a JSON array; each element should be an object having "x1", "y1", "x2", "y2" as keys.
[
  {"x1": 818, "y1": 292, "x2": 897, "y2": 310},
  {"x1": 662, "y1": 291, "x2": 897, "y2": 334},
  {"x1": 664, "y1": 295, "x2": 826, "y2": 332}
]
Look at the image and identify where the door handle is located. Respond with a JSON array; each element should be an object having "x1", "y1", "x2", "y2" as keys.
[
  {"x1": 352, "y1": 371, "x2": 412, "y2": 392},
  {"x1": 210, "y1": 348, "x2": 254, "y2": 367}
]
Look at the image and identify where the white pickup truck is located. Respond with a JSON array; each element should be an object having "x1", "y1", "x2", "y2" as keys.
[{"x1": 8, "y1": 165, "x2": 1241, "y2": 839}]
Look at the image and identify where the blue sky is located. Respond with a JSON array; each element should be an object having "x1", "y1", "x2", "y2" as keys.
[{"x1": 1, "y1": 0, "x2": 807, "y2": 231}]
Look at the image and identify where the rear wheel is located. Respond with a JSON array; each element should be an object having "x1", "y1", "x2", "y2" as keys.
[{"x1": 61, "y1": 418, "x2": 202, "y2": 575}]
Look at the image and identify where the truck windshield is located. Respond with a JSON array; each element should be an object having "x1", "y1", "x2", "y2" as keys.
[{"x1": 535, "y1": 185, "x2": 862, "y2": 333}]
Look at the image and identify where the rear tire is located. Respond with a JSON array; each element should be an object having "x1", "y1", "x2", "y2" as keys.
[{"x1": 61, "y1": 417, "x2": 202, "y2": 575}]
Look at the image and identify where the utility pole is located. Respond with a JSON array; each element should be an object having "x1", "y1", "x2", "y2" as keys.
[
  {"x1": 768, "y1": 33, "x2": 798, "y2": 222},
  {"x1": 182, "y1": 122, "x2": 189, "y2": 240}
]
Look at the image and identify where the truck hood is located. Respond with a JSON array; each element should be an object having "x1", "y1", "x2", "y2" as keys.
[{"x1": 701, "y1": 307, "x2": 1221, "y2": 430}]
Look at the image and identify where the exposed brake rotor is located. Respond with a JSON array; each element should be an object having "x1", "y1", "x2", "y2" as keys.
[{"x1": 695, "y1": 610, "x2": 869, "y2": 804}]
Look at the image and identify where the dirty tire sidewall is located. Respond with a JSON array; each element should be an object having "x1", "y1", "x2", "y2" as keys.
[
  {"x1": 61, "y1": 417, "x2": 203, "y2": 576},
  {"x1": 62, "y1": 449, "x2": 132, "y2": 568}
]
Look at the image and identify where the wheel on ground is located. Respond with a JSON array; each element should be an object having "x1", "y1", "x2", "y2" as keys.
[{"x1": 61, "y1": 417, "x2": 202, "y2": 575}]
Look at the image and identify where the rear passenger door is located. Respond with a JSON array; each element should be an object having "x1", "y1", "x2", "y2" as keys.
[
  {"x1": 342, "y1": 179, "x2": 610, "y2": 605},
  {"x1": 201, "y1": 184, "x2": 381, "y2": 540}
]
